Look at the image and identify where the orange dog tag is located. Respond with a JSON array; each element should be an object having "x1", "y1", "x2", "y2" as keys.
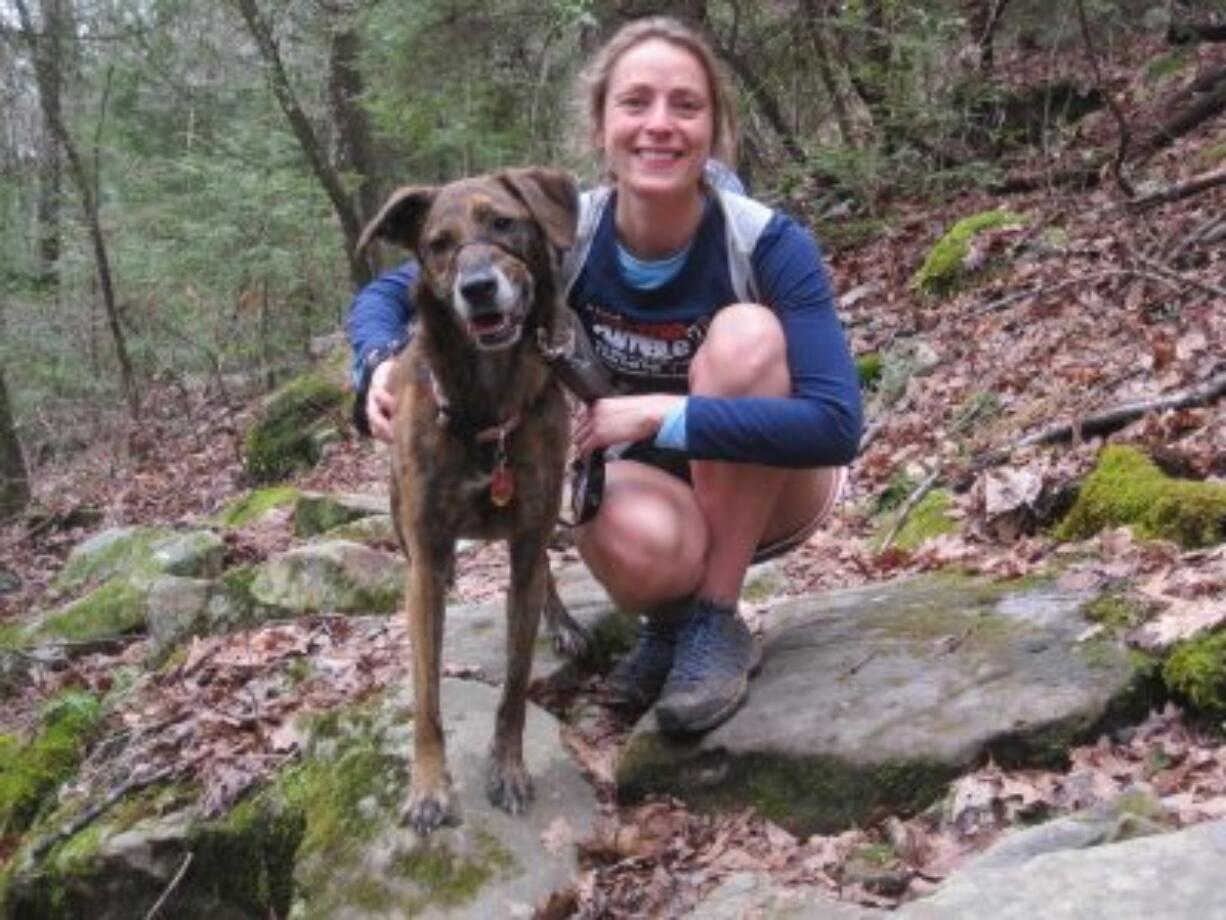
[{"x1": 490, "y1": 464, "x2": 515, "y2": 507}]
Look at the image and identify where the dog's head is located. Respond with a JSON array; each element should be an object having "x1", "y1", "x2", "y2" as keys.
[{"x1": 359, "y1": 168, "x2": 578, "y2": 352}]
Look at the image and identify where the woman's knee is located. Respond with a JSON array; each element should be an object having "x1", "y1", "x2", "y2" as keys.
[
  {"x1": 690, "y1": 303, "x2": 789, "y2": 397},
  {"x1": 576, "y1": 466, "x2": 707, "y2": 608}
]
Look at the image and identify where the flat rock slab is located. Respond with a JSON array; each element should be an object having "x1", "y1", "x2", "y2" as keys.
[
  {"x1": 3, "y1": 681, "x2": 595, "y2": 919},
  {"x1": 689, "y1": 872, "x2": 883, "y2": 919},
  {"x1": 441, "y1": 556, "x2": 627, "y2": 686},
  {"x1": 898, "y1": 818, "x2": 1226, "y2": 919},
  {"x1": 619, "y1": 576, "x2": 1154, "y2": 834}
]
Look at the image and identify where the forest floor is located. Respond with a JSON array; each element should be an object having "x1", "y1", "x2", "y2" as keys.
[{"x1": 1, "y1": 34, "x2": 1223, "y2": 916}]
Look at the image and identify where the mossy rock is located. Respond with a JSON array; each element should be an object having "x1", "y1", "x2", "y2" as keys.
[
  {"x1": 36, "y1": 578, "x2": 148, "y2": 644},
  {"x1": 1055, "y1": 445, "x2": 1226, "y2": 548},
  {"x1": 911, "y1": 209, "x2": 1027, "y2": 297},
  {"x1": 1162, "y1": 631, "x2": 1226, "y2": 717},
  {"x1": 54, "y1": 527, "x2": 225, "y2": 594},
  {"x1": 0, "y1": 691, "x2": 101, "y2": 836},
  {"x1": 293, "y1": 492, "x2": 389, "y2": 539},
  {"x1": 243, "y1": 370, "x2": 348, "y2": 483},
  {"x1": 250, "y1": 541, "x2": 404, "y2": 615},
  {"x1": 213, "y1": 486, "x2": 300, "y2": 528},
  {"x1": 873, "y1": 488, "x2": 958, "y2": 551}
]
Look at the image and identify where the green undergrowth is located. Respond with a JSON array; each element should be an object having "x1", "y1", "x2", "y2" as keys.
[
  {"x1": 1163, "y1": 632, "x2": 1226, "y2": 718},
  {"x1": 856, "y1": 353, "x2": 884, "y2": 391},
  {"x1": 1056, "y1": 445, "x2": 1226, "y2": 548},
  {"x1": 911, "y1": 209, "x2": 1026, "y2": 297},
  {"x1": 0, "y1": 692, "x2": 102, "y2": 837}
]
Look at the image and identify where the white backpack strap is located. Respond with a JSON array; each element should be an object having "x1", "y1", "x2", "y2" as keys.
[
  {"x1": 716, "y1": 189, "x2": 773, "y2": 304},
  {"x1": 561, "y1": 186, "x2": 611, "y2": 299}
]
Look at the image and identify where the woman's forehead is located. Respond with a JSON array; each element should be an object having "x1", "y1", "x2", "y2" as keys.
[{"x1": 608, "y1": 38, "x2": 708, "y2": 92}]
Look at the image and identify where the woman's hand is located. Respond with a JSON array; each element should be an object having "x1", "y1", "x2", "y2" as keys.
[
  {"x1": 366, "y1": 360, "x2": 397, "y2": 443},
  {"x1": 573, "y1": 394, "x2": 684, "y2": 455}
]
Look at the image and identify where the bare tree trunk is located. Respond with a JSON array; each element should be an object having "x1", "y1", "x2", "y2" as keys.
[
  {"x1": 230, "y1": 0, "x2": 372, "y2": 288},
  {"x1": 963, "y1": 0, "x2": 1015, "y2": 75},
  {"x1": 799, "y1": 0, "x2": 856, "y2": 145},
  {"x1": 327, "y1": 16, "x2": 379, "y2": 227},
  {"x1": 14, "y1": 0, "x2": 139, "y2": 420},
  {"x1": 0, "y1": 364, "x2": 31, "y2": 521},
  {"x1": 34, "y1": 0, "x2": 65, "y2": 285}
]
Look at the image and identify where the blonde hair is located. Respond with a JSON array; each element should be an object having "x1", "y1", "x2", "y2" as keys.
[{"x1": 578, "y1": 17, "x2": 737, "y2": 173}]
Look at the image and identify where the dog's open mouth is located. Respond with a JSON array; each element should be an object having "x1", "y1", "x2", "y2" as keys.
[{"x1": 467, "y1": 312, "x2": 522, "y2": 349}]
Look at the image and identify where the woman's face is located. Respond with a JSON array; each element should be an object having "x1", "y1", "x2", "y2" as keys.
[{"x1": 599, "y1": 38, "x2": 714, "y2": 201}]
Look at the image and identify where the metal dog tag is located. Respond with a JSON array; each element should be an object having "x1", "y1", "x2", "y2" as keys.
[{"x1": 490, "y1": 464, "x2": 515, "y2": 506}]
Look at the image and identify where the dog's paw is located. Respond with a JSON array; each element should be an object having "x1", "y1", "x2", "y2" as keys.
[
  {"x1": 402, "y1": 783, "x2": 458, "y2": 835},
  {"x1": 486, "y1": 759, "x2": 534, "y2": 816}
]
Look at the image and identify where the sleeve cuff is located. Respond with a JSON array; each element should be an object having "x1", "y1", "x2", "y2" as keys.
[{"x1": 654, "y1": 398, "x2": 689, "y2": 450}]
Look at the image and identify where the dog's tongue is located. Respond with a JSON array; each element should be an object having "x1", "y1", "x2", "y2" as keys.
[{"x1": 470, "y1": 314, "x2": 504, "y2": 333}]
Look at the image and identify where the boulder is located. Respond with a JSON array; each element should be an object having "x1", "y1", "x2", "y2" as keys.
[
  {"x1": 321, "y1": 513, "x2": 399, "y2": 546},
  {"x1": 618, "y1": 576, "x2": 1157, "y2": 835},
  {"x1": 898, "y1": 816, "x2": 1226, "y2": 919},
  {"x1": 294, "y1": 491, "x2": 390, "y2": 538},
  {"x1": 243, "y1": 369, "x2": 348, "y2": 483},
  {"x1": 145, "y1": 573, "x2": 269, "y2": 657},
  {"x1": 54, "y1": 527, "x2": 224, "y2": 593},
  {"x1": 2, "y1": 682, "x2": 597, "y2": 919},
  {"x1": 689, "y1": 872, "x2": 883, "y2": 919},
  {"x1": 250, "y1": 540, "x2": 404, "y2": 615}
]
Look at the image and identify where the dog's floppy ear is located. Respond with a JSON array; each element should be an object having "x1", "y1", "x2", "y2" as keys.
[
  {"x1": 357, "y1": 186, "x2": 438, "y2": 254},
  {"x1": 499, "y1": 168, "x2": 579, "y2": 251}
]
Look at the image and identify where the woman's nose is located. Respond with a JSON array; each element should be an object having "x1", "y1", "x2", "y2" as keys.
[{"x1": 644, "y1": 99, "x2": 672, "y2": 131}]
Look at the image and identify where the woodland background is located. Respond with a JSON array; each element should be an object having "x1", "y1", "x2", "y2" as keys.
[{"x1": 1, "y1": 0, "x2": 1221, "y2": 520}]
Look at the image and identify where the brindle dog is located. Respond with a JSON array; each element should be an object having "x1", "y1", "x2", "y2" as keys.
[{"x1": 358, "y1": 168, "x2": 588, "y2": 834}]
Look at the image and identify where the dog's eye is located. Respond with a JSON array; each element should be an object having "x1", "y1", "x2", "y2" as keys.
[
  {"x1": 490, "y1": 215, "x2": 515, "y2": 233},
  {"x1": 425, "y1": 233, "x2": 452, "y2": 257}
]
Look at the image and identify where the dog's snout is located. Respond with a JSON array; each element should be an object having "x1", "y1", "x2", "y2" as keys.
[{"x1": 459, "y1": 271, "x2": 499, "y2": 306}]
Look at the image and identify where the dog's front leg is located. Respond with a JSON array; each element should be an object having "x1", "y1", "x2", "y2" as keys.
[
  {"x1": 404, "y1": 549, "x2": 456, "y2": 834},
  {"x1": 487, "y1": 536, "x2": 548, "y2": 814}
]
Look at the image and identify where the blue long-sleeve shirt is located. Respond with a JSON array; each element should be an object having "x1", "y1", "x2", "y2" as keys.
[{"x1": 345, "y1": 191, "x2": 861, "y2": 468}]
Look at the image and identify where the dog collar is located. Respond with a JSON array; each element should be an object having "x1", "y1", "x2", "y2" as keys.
[{"x1": 429, "y1": 372, "x2": 520, "y2": 507}]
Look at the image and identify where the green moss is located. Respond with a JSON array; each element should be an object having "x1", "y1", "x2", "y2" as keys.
[
  {"x1": 1163, "y1": 632, "x2": 1226, "y2": 716},
  {"x1": 911, "y1": 209, "x2": 1027, "y2": 297},
  {"x1": 54, "y1": 528, "x2": 172, "y2": 593},
  {"x1": 1056, "y1": 445, "x2": 1226, "y2": 548},
  {"x1": 619, "y1": 739, "x2": 955, "y2": 835},
  {"x1": 857, "y1": 353, "x2": 883, "y2": 391},
  {"x1": 392, "y1": 832, "x2": 517, "y2": 911},
  {"x1": 0, "y1": 691, "x2": 101, "y2": 835},
  {"x1": 244, "y1": 372, "x2": 347, "y2": 483},
  {"x1": 214, "y1": 486, "x2": 299, "y2": 527},
  {"x1": 874, "y1": 488, "x2": 958, "y2": 551},
  {"x1": 1082, "y1": 593, "x2": 1150, "y2": 633},
  {"x1": 38, "y1": 579, "x2": 146, "y2": 643}
]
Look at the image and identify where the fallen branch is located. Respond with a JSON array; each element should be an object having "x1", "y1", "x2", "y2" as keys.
[
  {"x1": 1127, "y1": 168, "x2": 1226, "y2": 211},
  {"x1": 30, "y1": 766, "x2": 174, "y2": 859},
  {"x1": 975, "y1": 369, "x2": 1226, "y2": 469},
  {"x1": 880, "y1": 465, "x2": 943, "y2": 551},
  {"x1": 144, "y1": 851, "x2": 194, "y2": 920},
  {"x1": 1131, "y1": 254, "x2": 1226, "y2": 300}
]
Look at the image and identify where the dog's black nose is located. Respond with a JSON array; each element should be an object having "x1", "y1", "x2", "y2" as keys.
[{"x1": 460, "y1": 272, "x2": 498, "y2": 305}]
